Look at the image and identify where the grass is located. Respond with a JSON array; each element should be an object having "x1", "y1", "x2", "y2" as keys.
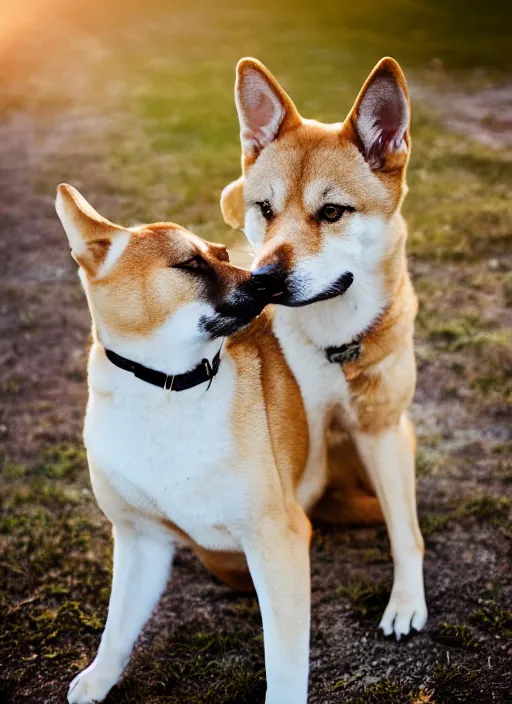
[
  {"x1": 37, "y1": 443, "x2": 87, "y2": 480},
  {"x1": 345, "y1": 680, "x2": 415, "y2": 704},
  {"x1": 464, "y1": 495, "x2": 512, "y2": 531},
  {"x1": 416, "y1": 446, "x2": 445, "y2": 476},
  {"x1": 1, "y1": 0, "x2": 512, "y2": 702},
  {"x1": 433, "y1": 623, "x2": 480, "y2": 650},
  {"x1": 503, "y1": 274, "x2": 512, "y2": 307},
  {"x1": 337, "y1": 579, "x2": 390, "y2": 622},
  {"x1": 3, "y1": 1, "x2": 510, "y2": 252},
  {"x1": 0, "y1": 444, "x2": 111, "y2": 696},
  {"x1": 470, "y1": 601, "x2": 512, "y2": 639},
  {"x1": 113, "y1": 623, "x2": 266, "y2": 704},
  {"x1": 420, "y1": 512, "x2": 455, "y2": 537},
  {"x1": 429, "y1": 663, "x2": 479, "y2": 704},
  {"x1": 421, "y1": 494, "x2": 512, "y2": 538}
]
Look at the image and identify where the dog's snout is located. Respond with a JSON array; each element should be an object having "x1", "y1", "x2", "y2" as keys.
[{"x1": 250, "y1": 264, "x2": 286, "y2": 299}]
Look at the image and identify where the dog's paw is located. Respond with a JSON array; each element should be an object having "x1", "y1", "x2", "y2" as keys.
[
  {"x1": 379, "y1": 591, "x2": 428, "y2": 640},
  {"x1": 67, "y1": 662, "x2": 117, "y2": 704}
]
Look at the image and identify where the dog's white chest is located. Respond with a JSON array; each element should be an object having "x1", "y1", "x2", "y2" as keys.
[
  {"x1": 274, "y1": 280, "x2": 385, "y2": 421},
  {"x1": 84, "y1": 364, "x2": 243, "y2": 550},
  {"x1": 274, "y1": 307, "x2": 352, "y2": 412},
  {"x1": 272, "y1": 307, "x2": 353, "y2": 510}
]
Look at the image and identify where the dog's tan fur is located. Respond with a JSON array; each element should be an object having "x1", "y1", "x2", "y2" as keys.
[
  {"x1": 221, "y1": 57, "x2": 427, "y2": 638},
  {"x1": 57, "y1": 185, "x2": 313, "y2": 703},
  {"x1": 221, "y1": 59, "x2": 415, "y2": 518}
]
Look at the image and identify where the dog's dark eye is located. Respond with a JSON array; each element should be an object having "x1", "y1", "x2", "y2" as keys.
[
  {"x1": 319, "y1": 204, "x2": 350, "y2": 223},
  {"x1": 257, "y1": 201, "x2": 274, "y2": 221},
  {"x1": 174, "y1": 256, "x2": 206, "y2": 273}
]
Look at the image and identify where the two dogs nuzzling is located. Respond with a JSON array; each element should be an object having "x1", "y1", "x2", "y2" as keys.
[{"x1": 58, "y1": 56, "x2": 426, "y2": 704}]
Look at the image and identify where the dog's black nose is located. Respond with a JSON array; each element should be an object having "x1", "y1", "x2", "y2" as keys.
[{"x1": 250, "y1": 264, "x2": 286, "y2": 299}]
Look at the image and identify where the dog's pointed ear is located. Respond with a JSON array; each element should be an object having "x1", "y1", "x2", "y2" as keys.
[
  {"x1": 55, "y1": 184, "x2": 125, "y2": 275},
  {"x1": 220, "y1": 176, "x2": 245, "y2": 229},
  {"x1": 235, "y1": 58, "x2": 301, "y2": 167},
  {"x1": 344, "y1": 57, "x2": 410, "y2": 170}
]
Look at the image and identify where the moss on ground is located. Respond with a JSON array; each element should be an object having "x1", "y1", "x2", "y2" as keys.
[
  {"x1": 428, "y1": 663, "x2": 479, "y2": 703},
  {"x1": 432, "y1": 623, "x2": 480, "y2": 650},
  {"x1": 470, "y1": 601, "x2": 512, "y2": 640},
  {"x1": 337, "y1": 579, "x2": 390, "y2": 622},
  {"x1": 463, "y1": 495, "x2": 512, "y2": 532},
  {"x1": 420, "y1": 511, "x2": 455, "y2": 537},
  {"x1": 344, "y1": 680, "x2": 414, "y2": 704},
  {"x1": 502, "y1": 274, "x2": 512, "y2": 307},
  {"x1": 0, "y1": 444, "x2": 111, "y2": 701},
  {"x1": 416, "y1": 446, "x2": 445, "y2": 477},
  {"x1": 37, "y1": 443, "x2": 87, "y2": 480},
  {"x1": 112, "y1": 622, "x2": 266, "y2": 704}
]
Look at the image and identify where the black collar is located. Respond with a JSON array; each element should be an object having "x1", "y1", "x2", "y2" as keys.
[
  {"x1": 324, "y1": 308, "x2": 390, "y2": 366},
  {"x1": 325, "y1": 338, "x2": 361, "y2": 365},
  {"x1": 104, "y1": 346, "x2": 222, "y2": 392}
]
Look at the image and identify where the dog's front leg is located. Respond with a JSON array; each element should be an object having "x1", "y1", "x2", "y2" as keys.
[
  {"x1": 68, "y1": 525, "x2": 175, "y2": 704},
  {"x1": 352, "y1": 414, "x2": 427, "y2": 639},
  {"x1": 244, "y1": 506, "x2": 311, "y2": 704}
]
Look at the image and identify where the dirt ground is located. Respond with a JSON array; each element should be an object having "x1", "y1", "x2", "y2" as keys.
[{"x1": 1, "y1": 2, "x2": 511, "y2": 703}]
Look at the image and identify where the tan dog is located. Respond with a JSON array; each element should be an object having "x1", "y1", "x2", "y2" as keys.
[
  {"x1": 56, "y1": 185, "x2": 312, "y2": 704},
  {"x1": 221, "y1": 57, "x2": 427, "y2": 639}
]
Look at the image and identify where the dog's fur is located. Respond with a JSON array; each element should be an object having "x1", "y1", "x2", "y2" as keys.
[
  {"x1": 56, "y1": 185, "x2": 314, "y2": 704},
  {"x1": 221, "y1": 57, "x2": 427, "y2": 639}
]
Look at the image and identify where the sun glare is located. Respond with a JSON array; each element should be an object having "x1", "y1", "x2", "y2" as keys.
[{"x1": 0, "y1": 0, "x2": 62, "y2": 50}]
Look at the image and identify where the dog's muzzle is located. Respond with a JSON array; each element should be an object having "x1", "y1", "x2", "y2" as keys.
[
  {"x1": 249, "y1": 263, "x2": 287, "y2": 301},
  {"x1": 250, "y1": 264, "x2": 354, "y2": 307}
]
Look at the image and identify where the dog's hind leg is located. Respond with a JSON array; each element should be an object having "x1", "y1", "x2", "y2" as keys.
[
  {"x1": 195, "y1": 548, "x2": 254, "y2": 592},
  {"x1": 352, "y1": 413, "x2": 427, "y2": 640},
  {"x1": 67, "y1": 525, "x2": 175, "y2": 704},
  {"x1": 313, "y1": 425, "x2": 384, "y2": 525},
  {"x1": 312, "y1": 487, "x2": 383, "y2": 525}
]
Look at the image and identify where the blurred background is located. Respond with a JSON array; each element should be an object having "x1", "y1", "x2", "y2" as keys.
[{"x1": 1, "y1": 1, "x2": 511, "y2": 702}]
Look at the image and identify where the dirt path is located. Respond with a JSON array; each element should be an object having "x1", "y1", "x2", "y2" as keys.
[
  {"x1": 411, "y1": 76, "x2": 512, "y2": 149},
  {"x1": 1, "y1": 5, "x2": 511, "y2": 704}
]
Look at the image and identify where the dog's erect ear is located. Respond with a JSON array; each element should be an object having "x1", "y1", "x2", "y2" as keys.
[
  {"x1": 235, "y1": 58, "x2": 301, "y2": 167},
  {"x1": 344, "y1": 57, "x2": 410, "y2": 170},
  {"x1": 220, "y1": 176, "x2": 245, "y2": 229},
  {"x1": 55, "y1": 184, "x2": 127, "y2": 275},
  {"x1": 206, "y1": 240, "x2": 230, "y2": 262}
]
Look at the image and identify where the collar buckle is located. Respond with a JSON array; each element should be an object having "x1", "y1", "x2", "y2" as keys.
[
  {"x1": 202, "y1": 358, "x2": 213, "y2": 379},
  {"x1": 203, "y1": 358, "x2": 214, "y2": 390},
  {"x1": 164, "y1": 374, "x2": 175, "y2": 392},
  {"x1": 325, "y1": 340, "x2": 361, "y2": 365}
]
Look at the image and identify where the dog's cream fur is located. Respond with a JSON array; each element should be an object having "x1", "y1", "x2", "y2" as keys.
[
  {"x1": 221, "y1": 57, "x2": 427, "y2": 639},
  {"x1": 56, "y1": 185, "x2": 314, "y2": 704}
]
